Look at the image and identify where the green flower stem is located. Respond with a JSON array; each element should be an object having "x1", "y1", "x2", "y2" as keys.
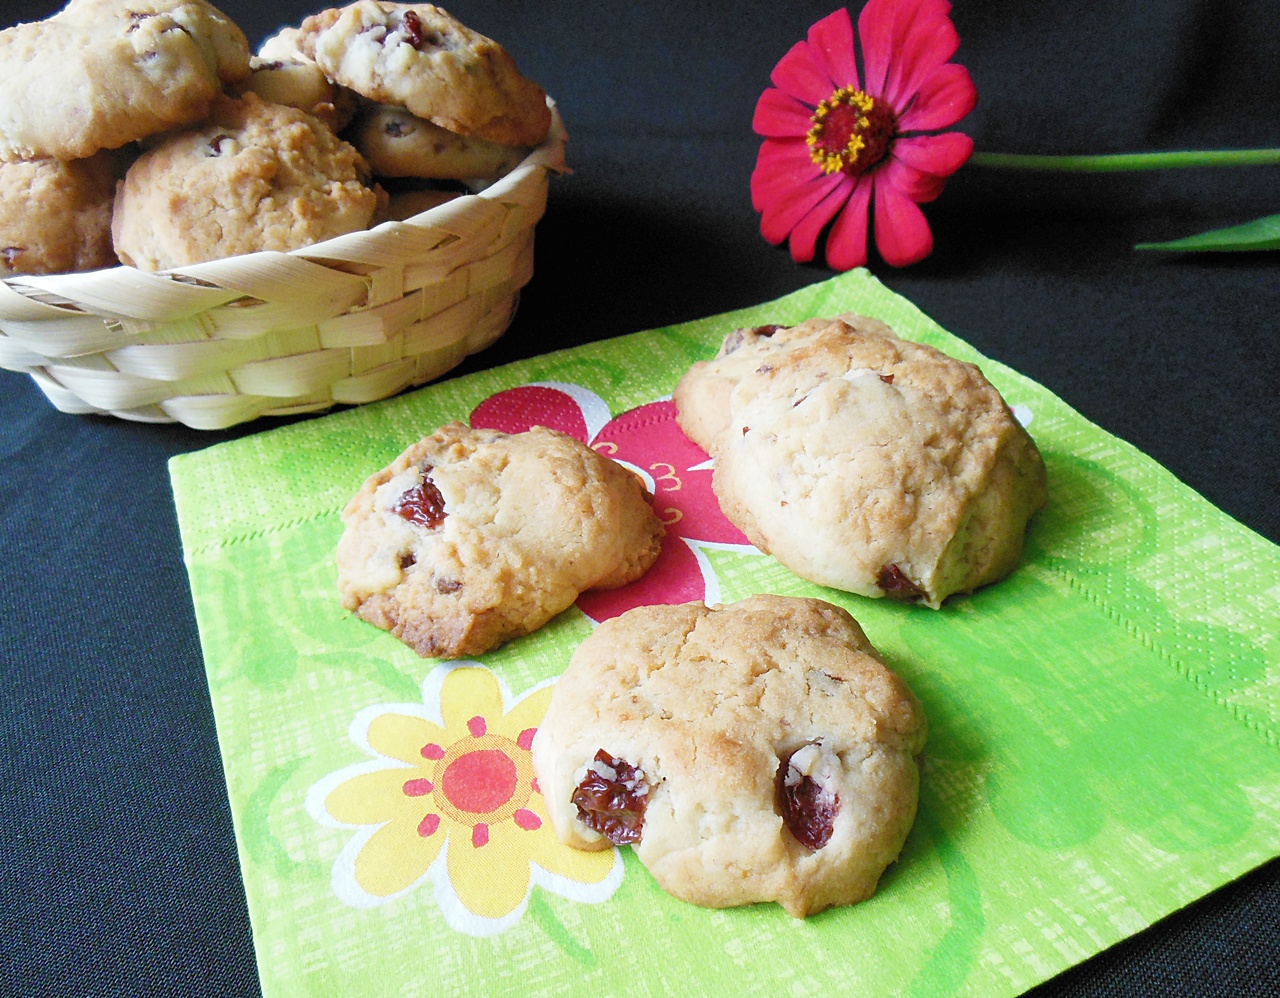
[{"x1": 969, "y1": 148, "x2": 1280, "y2": 172}]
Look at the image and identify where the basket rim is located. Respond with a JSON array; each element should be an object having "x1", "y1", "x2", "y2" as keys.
[{"x1": 0, "y1": 100, "x2": 567, "y2": 300}]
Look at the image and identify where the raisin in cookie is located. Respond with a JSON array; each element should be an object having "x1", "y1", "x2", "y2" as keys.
[
  {"x1": 673, "y1": 314, "x2": 1048, "y2": 607},
  {"x1": 533, "y1": 595, "x2": 926, "y2": 918},
  {"x1": 112, "y1": 93, "x2": 383, "y2": 270},
  {"x1": 0, "y1": 153, "x2": 118, "y2": 275},
  {"x1": 0, "y1": 0, "x2": 250, "y2": 161},
  {"x1": 336, "y1": 422, "x2": 665, "y2": 659},
  {"x1": 348, "y1": 104, "x2": 529, "y2": 180},
  {"x1": 296, "y1": 2, "x2": 551, "y2": 148}
]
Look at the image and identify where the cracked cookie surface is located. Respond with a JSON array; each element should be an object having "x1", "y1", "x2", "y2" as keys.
[
  {"x1": 296, "y1": 2, "x2": 551, "y2": 148},
  {"x1": 336, "y1": 422, "x2": 665, "y2": 659},
  {"x1": 111, "y1": 93, "x2": 382, "y2": 269},
  {"x1": 532, "y1": 594, "x2": 926, "y2": 917},
  {"x1": 674, "y1": 314, "x2": 1048, "y2": 607},
  {"x1": 0, "y1": 0, "x2": 250, "y2": 161}
]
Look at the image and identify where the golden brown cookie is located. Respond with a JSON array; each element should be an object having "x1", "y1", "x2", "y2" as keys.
[
  {"x1": 532, "y1": 595, "x2": 927, "y2": 918},
  {"x1": 0, "y1": 152, "x2": 118, "y2": 275},
  {"x1": 674, "y1": 314, "x2": 1048, "y2": 607},
  {"x1": 0, "y1": 0, "x2": 250, "y2": 161},
  {"x1": 235, "y1": 55, "x2": 360, "y2": 132},
  {"x1": 112, "y1": 93, "x2": 383, "y2": 270},
  {"x1": 296, "y1": 2, "x2": 551, "y2": 148},
  {"x1": 336, "y1": 422, "x2": 665, "y2": 658},
  {"x1": 348, "y1": 104, "x2": 529, "y2": 180}
]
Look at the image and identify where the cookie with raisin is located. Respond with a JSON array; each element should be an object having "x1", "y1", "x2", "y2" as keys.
[
  {"x1": 112, "y1": 93, "x2": 383, "y2": 270},
  {"x1": 673, "y1": 314, "x2": 1048, "y2": 607},
  {"x1": 295, "y1": 2, "x2": 551, "y2": 148},
  {"x1": 0, "y1": 0, "x2": 250, "y2": 161},
  {"x1": 532, "y1": 595, "x2": 926, "y2": 918},
  {"x1": 336, "y1": 422, "x2": 665, "y2": 659},
  {"x1": 235, "y1": 55, "x2": 360, "y2": 132},
  {"x1": 348, "y1": 104, "x2": 529, "y2": 181},
  {"x1": 0, "y1": 152, "x2": 119, "y2": 275}
]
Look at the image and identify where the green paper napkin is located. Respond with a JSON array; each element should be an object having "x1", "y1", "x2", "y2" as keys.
[{"x1": 171, "y1": 269, "x2": 1280, "y2": 997}]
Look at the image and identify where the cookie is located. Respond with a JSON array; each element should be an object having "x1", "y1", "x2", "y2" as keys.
[
  {"x1": 348, "y1": 104, "x2": 529, "y2": 180},
  {"x1": 0, "y1": 0, "x2": 251, "y2": 162},
  {"x1": 296, "y1": 2, "x2": 551, "y2": 148},
  {"x1": 532, "y1": 595, "x2": 927, "y2": 918},
  {"x1": 112, "y1": 93, "x2": 384, "y2": 270},
  {"x1": 0, "y1": 153, "x2": 118, "y2": 275},
  {"x1": 257, "y1": 25, "x2": 308, "y2": 63},
  {"x1": 673, "y1": 314, "x2": 1048, "y2": 607},
  {"x1": 236, "y1": 55, "x2": 360, "y2": 132},
  {"x1": 336, "y1": 422, "x2": 665, "y2": 659}
]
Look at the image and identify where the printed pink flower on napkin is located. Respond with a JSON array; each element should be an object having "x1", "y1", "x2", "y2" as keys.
[{"x1": 470, "y1": 382, "x2": 756, "y2": 621}]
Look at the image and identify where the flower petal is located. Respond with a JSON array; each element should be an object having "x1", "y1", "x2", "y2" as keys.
[
  {"x1": 499, "y1": 684, "x2": 553, "y2": 740},
  {"x1": 859, "y1": 0, "x2": 962, "y2": 107},
  {"x1": 890, "y1": 132, "x2": 973, "y2": 178},
  {"x1": 590, "y1": 401, "x2": 749, "y2": 545},
  {"x1": 880, "y1": 156, "x2": 948, "y2": 204},
  {"x1": 787, "y1": 174, "x2": 855, "y2": 263},
  {"x1": 525, "y1": 795, "x2": 618, "y2": 886},
  {"x1": 366, "y1": 712, "x2": 446, "y2": 766},
  {"x1": 751, "y1": 138, "x2": 821, "y2": 211},
  {"x1": 325, "y1": 766, "x2": 428, "y2": 825},
  {"x1": 881, "y1": 3, "x2": 961, "y2": 108},
  {"x1": 897, "y1": 63, "x2": 977, "y2": 132},
  {"x1": 446, "y1": 820, "x2": 534, "y2": 919},
  {"x1": 470, "y1": 385, "x2": 590, "y2": 441},
  {"x1": 760, "y1": 169, "x2": 847, "y2": 247},
  {"x1": 353, "y1": 817, "x2": 444, "y2": 897},
  {"x1": 770, "y1": 38, "x2": 831, "y2": 106},
  {"x1": 806, "y1": 7, "x2": 859, "y2": 90},
  {"x1": 752, "y1": 87, "x2": 816, "y2": 138},
  {"x1": 873, "y1": 180, "x2": 934, "y2": 267},
  {"x1": 823, "y1": 177, "x2": 873, "y2": 271},
  {"x1": 438, "y1": 667, "x2": 507, "y2": 736}
]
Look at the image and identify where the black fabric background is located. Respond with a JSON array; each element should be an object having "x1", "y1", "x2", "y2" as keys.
[{"x1": 1, "y1": 1, "x2": 1277, "y2": 995}]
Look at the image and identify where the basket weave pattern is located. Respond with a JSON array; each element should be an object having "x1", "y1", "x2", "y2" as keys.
[{"x1": 0, "y1": 108, "x2": 566, "y2": 430}]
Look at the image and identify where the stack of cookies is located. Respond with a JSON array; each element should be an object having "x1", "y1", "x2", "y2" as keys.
[{"x1": 0, "y1": 0, "x2": 552, "y2": 275}]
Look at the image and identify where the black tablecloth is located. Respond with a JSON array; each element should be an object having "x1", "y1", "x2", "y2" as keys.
[{"x1": 2, "y1": 2, "x2": 1277, "y2": 995}]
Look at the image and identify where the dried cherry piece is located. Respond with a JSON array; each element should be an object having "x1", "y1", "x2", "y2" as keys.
[
  {"x1": 571, "y1": 749, "x2": 648, "y2": 845},
  {"x1": 777, "y1": 752, "x2": 839, "y2": 851},
  {"x1": 392, "y1": 468, "x2": 446, "y2": 528},
  {"x1": 877, "y1": 563, "x2": 927, "y2": 602},
  {"x1": 400, "y1": 10, "x2": 432, "y2": 49}
]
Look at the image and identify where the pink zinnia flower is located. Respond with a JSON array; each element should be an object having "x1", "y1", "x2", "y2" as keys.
[{"x1": 751, "y1": 1, "x2": 977, "y2": 269}]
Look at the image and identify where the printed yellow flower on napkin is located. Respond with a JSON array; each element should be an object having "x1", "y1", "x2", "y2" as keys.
[{"x1": 307, "y1": 664, "x2": 621, "y2": 935}]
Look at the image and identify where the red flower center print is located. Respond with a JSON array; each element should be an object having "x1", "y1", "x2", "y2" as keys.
[{"x1": 470, "y1": 382, "x2": 756, "y2": 621}]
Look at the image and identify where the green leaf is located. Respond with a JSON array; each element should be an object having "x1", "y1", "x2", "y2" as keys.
[{"x1": 1135, "y1": 213, "x2": 1280, "y2": 252}]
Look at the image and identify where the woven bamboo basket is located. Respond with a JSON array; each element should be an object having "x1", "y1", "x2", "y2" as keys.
[{"x1": 0, "y1": 106, "x2": 566, "y2": 431}]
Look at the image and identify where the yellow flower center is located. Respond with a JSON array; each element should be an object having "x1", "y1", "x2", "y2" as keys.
[{"x1": 807, "y1": 88, "x2": 896, "y2": 176}]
